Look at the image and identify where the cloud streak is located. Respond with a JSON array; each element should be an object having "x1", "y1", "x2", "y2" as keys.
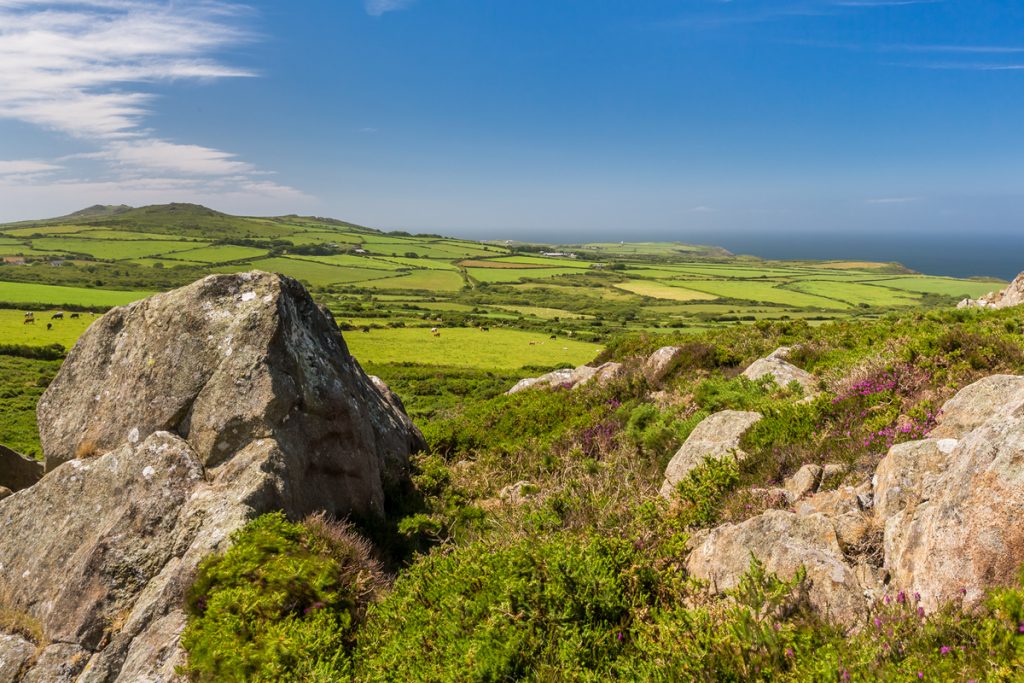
[
  {"x1": 365, "y1": 0, "x2": 416, "y2": 17},
  {"x1": 0, "y1": 1, "x2": 308, "y2": 210}
]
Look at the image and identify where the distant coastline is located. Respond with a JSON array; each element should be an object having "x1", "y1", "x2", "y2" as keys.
[
  {"x1": 699, "y1": 232, "x2": 1022, "y2": 281},
  {"x1": 468, "y1": 229, "x2": 1022, "y2": 281}
]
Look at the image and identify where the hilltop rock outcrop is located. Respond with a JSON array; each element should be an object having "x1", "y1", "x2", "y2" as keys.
[
  {"x1": 741, "y1": 346, "x2": 817, "y2": 395},
  {"x1": 957, "y1": 272, "x2": 1024, "y2": 310},
  {"x1": 682, "y1": 374, "x2": 1024, "y2": 622},
  {"x1": 0, "y1": 272, "x2": 424, "y2": 682},
  {"x1": 0, "y1": 446, "x2": 42, "y2": 492}
]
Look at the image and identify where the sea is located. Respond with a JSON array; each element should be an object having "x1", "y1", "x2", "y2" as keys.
[{"x1": 694, "y1": 231, "x2": 1024, "y2": 281}]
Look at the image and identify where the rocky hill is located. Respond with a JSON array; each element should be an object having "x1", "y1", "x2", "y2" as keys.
[{"x1": 0, "y1": 272, "x2": 424, "y2": 681}]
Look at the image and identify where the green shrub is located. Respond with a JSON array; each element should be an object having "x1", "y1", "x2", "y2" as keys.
[
  {"x1": 180, "y1": 512, "x2": 382, "y2": 683},
  {"x1": 353, "y1": 534, "x2": 654, "y2": 681}
]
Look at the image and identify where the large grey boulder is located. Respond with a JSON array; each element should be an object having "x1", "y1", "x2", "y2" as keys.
[
  {"x1": 659, "y1": 410, "x2": 762, "y2": 498},
  {"x1": 882, "y1": 404, "x2": 1024, "y2": 611},
  {"x1": 0, "y1": 446, "x2": 42, "y2": 492},
  {"x1": 0, "y1": 272, "x2": 424, "y2": 682},
  {"x1": 38, "y1": 271, "x2": 424, "y2": 519},
  {"x1": 957, "y1": 272, "x2": 1024, "y2": 310},
  {"x1": 741, "y1": 347, "x2": 817, "y2": 395},
  {"x1": 927, "y1": 374, "x2": 1024, "y2": 438}
]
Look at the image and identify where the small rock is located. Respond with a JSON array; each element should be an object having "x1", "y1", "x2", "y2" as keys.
[
  {"x1": 741, "y1": 347, "x2": 817, "y2": 396},
  {"x1": 820, "y1": 463, "x2": 845, "y2": 490},
  {"x1": 0, "y1": 634, "x2": 35, "y2": 682},
  {"x1": 643, "y1": 346, "x2": 684, "y2": 385},
  {"x1": 784, "y1": 464, "x2": 823, "y2": 501},
  {"x1": 660, "y1": 411, "x2": 762, "y2": 498},
  {"x1": 499, "y1": 480, "x2": 539, "y2": 505},
  {"x1": 0, "y1": 486, "x2": 13, "y2": 501}
]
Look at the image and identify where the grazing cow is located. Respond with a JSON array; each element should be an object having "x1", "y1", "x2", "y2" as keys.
[
  {"x1": 23, "y1": 317, "x2": 34, "y2": 325},
  {"x1": 51, "y1": 312, "x2": 64, "y2": 320},
  {"x1": 23, "y1": 312, "x2": 33, "y2": 319},
  {"x1": 549, "y1": 335, "x2": 557, "y2": 340},
  {"x1": 481, "y1": 327, "x2": 490, "y2": 332},
  {"x1": 69, "y1": 313, "x2": 80, "y2": 319},
  {"x1": 47, "y1": 323, "x2": 52, "y2": 331}
]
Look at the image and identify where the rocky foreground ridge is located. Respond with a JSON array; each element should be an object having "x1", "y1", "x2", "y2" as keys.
[
  {"x1": 958, "y1": 271, "x2": 1024, "y2": 310},
  {"x1": 0, "y1": 272, "x2": 424, "y2": 682},
  {"x1": 510, "y1": 340, "x2": 1024, "y2": 624},
  {"x1": 676, "y1": 373, "x2": 1024, "y2": 623}
]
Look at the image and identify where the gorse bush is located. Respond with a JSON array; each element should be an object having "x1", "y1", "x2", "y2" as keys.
[
  {"x1": 180, "y1": 512, "x2": 382, "y2": 683},
  {"x1": 353, "y1": 534, "x2": 655, "y2": 681}
]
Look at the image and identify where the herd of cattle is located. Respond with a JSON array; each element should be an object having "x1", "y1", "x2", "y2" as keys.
[{"x1": 22, "y1": 310, "x2": 82, "y2": 330}]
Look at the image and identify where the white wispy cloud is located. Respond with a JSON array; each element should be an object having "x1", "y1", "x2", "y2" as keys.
[
  {"x1": 0, "y1": 159, "x2": 62, "y2": 175},
  {"x1": 0, "y1": 1, "x2": 309, "y2": 211},
  {"x1": 365, "y1": 0, "x2": 416, "y2": 17},
  {"x1": 834, "y1": 0, "x2": 943, "y2": 6},
  {"x1": 865, "y1": 196, "x2": 921, "y2": 204}
]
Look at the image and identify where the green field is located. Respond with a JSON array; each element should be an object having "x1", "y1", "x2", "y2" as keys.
[
  {"x1": 170, "y1": 244, "x2": 269, "y2": 263},
  {"x1": 863, "y1": 276, "x2": 1000, "y2": 298},
  {"x1": 30, "y1": 237, "x2": 202, "y2": 260},
  {"x1": 614, "y1": 280, "x2": 719, "y2": 301},
  {"x1": 0, "y1": 281, "x2": 154, "y2": 307},
  {"x1": 345, "y1": 327, "x2": 600, "y2": 369},
  {"x1": 301, "y1": 254, "x2": 411, "y2": 271},
  {"x1": 467, "y1": 267, "x2": 583, "y2": 283},
  {"x1": 0, "y1": 309, "x2": 97, "y2": 346},
  {"x1": 681, "y1": 279, "x2": 852, "y2": 309},
  {"x1": 360, "y1": 270, "x2": 466, "y2": 291},
  {"x1": 786, "y1": 280, "x2": 920, "y2": 307},
  {"x1": 234, "y1": 258, "x2": 393, "y2": 287}
]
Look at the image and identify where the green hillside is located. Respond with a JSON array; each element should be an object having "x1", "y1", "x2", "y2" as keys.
[{"x1": 0, "y1": 204, "x2": 1003, "y2": 354}]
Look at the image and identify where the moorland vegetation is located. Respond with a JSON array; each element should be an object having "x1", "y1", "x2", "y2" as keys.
[{"x1": 1, "y1": 205, "x2": 1023, "y2": 681}]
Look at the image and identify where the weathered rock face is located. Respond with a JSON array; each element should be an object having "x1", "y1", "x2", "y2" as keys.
[
  {"x1": 686, "y1": 374, "x2": 1024, "y2": 622},
  {"x1": 0, "y1": 272, "x2": 424, "y2": 682},
  {"x1": 505, "y1": 362, "x2": 625, "y2": 394},
  {"x1": 660, "y1": 410, "x2": 762, "y2": 498},
  {"x1": 687, "y1": 510, "x2": 882, "y2": 622},
  {"x1": 957, "y1": 272, "x2": 1024, "y2": 310},
  {"x1": 38, "y1": 271, "x2": 424, "y2": 519},
  {"x1": 0, "y1": 446, "x2": 43, "y2": 492},
  {"x1": 741, "y1": 347, "x2": 817, "y2": 395},
  {"x1": 643, "y1": 346, "x2": 683, "y2": 385},
  {"x1": 882, "y1": 391, "x2": 1024, "y2": 611}
]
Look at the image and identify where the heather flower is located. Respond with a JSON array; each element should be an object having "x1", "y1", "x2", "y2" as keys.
[{"x1": 940, "y1": 646, "x2": 952, "y2": 655}]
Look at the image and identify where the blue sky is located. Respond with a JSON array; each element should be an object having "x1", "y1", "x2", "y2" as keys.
[{"x1": 0, "y1": 0, "x2": 1022, "y2": 243}]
